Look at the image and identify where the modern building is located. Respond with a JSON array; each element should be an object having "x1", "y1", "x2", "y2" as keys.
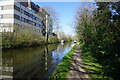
[{"x1": 0, "y1": 0, "x2": 52, "y2": 36}]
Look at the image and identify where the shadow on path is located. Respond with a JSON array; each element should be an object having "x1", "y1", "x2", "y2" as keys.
[{"x1": 66, "y1": 44, "x2": 102, "y2": 80}]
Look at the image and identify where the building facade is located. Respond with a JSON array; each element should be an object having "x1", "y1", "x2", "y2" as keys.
[{"x1": 0, "y1": 0, "x2": 52, "y2": 36}]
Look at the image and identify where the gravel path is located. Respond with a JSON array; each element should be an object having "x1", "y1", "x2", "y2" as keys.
[{"x1": 66, "y1": 44, "x2": 90, "y2": 80}]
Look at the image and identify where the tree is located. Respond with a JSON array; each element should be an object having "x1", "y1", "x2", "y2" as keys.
[
  {"x1": 75, "y1": 3, "x2": 96, "y2": 43},
  {"x1": 75, "y1": 2, "x2": 120, "y2": 79},
  {"x1": 43, "y1": 6, "x2": 61, "y2": 34},
  {"x1": 93, "y1": 2, "x2": 120, "y2": 79}
]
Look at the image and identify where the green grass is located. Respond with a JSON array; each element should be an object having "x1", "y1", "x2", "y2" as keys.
[
  {"x1": 50, "y1": 44, "x2": 76, "y2": 80},
  {"x1": 80, "y1": 45, "x2": 113, "y2": 79},
  {"x1": 81, "y1": 55, "x2": 104, "y2": 78}
]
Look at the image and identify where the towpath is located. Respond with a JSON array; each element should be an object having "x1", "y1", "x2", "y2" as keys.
[{"x1": 66, "y1": 44, "x2": 90, "y2": 80}]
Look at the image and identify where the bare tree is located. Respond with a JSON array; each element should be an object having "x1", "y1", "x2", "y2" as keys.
[
  {"x1": 74, "y1": 3, "x2": 96, "y2": 42},
  {"x1": 43, "y1": 6, "x2": 61, "y2": 34}
]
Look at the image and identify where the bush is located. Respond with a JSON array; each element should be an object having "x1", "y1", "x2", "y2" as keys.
[{"x1": 2, "y1": 25, "x2": 59, "y2": 49}]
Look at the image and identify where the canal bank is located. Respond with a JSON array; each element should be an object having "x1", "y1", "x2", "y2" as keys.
[
  {"x1": 2, "y1": 31, "x2": 72, "y2": 50},
  {"x1": 50, "y1": 44, "x2": 90, "y2": 80},
  {"x1": 2, "y1": 26, "x2": 73, "y2": 50},
  {"x1": 2, "y1": 42, "x2": 74, "y2": 79},
  {"x1": 2, "y1": 32, "x2": 60, "y2": 49},
  {"x1": 50, "y1": 44, "x2": 77, "y2": 79}
]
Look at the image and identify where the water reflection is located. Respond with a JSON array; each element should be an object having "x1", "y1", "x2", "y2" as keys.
[{"x1": 2, "y1": 42, "x2": 74, "y2": 79}]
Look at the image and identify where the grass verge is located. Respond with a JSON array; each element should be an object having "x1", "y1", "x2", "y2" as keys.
[
  {"x1": 80, "y1": 43, "x2": 113, "y2": 79},
  {"x1": 50, "y1": 44, "x2": 77, "y2": 80}
]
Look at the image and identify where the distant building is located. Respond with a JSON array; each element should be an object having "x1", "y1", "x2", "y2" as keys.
[{"x1": 0, "y1": 0, "x2": 53, "y2": 36}]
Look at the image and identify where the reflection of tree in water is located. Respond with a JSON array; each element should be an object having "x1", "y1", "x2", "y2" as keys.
[
  {"x1": 2, "y1": 52, "x2": 13, "y2": 79},
  {"x1": 44, "y1": 44, "x2": 58, "y2": 71},
  {"x1": 45, "y1": 42, "x2": 73, "y2": 77},
  {"x1": 2, "y1": 44, "x2": 59, "y2": 79},
  {"x1": 2, "y1": 43, "x2": 73, "y2": 79},
  {"x1": 3, "y1": 46, "x2": 46, "y2": 78},
  {"x1": 52, "y1": 43, "x2": 72, "y2": 62}
]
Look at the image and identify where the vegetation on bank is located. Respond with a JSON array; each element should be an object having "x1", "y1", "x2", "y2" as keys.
[
  {"x1": 75, "y1": 2, "x2": 120, "y2": 80},
  {"x1": 80, "y1": 43, "x2": 112, "y2": 79},
  {"x1": 2, "y1": 26, "x2": 47, "y2": 49},
  {"x1": 2, "y1": 25, "x2": 72, "y2": 49},
  {"x1": 50, "y1": 44, "x2": 76, "y2": 80}
]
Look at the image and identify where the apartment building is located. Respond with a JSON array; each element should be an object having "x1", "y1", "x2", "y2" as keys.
[{"x1": 0, "y1": 0, "x2": 52, "y2": 36}]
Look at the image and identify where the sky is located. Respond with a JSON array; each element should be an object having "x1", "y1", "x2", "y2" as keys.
[{"x1": 33, "y1": 2, "x2": 93, "y2": 36}]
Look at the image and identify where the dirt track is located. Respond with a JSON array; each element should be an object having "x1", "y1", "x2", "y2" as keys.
[{"x1": 66, "y1": 44, "x2": 90, "y2": 80}]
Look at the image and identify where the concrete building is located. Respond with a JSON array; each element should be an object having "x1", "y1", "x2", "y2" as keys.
[{"x1": 0, "y1": 0, "x2": 52, "y2": 36}]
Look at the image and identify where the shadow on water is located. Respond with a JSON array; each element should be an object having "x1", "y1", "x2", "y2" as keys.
[{"x1": 2, "y1": 42, "x2": 74, "y2": 79}]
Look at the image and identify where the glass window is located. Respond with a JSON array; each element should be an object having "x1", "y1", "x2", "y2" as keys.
[
  {"x1": 0, "y1": 6, "x2": 3, "y2": 10},
  {"x1": 36, "y1": 17, "x2": 40, "y2": 21},
  {"x1": 24, "y1": 11, "x2": 27, "y2": 15},
  {"x1": 20, "y1": 17, "x2": 24, "y2": 22},
  {"x1": 0, "y1": 14, "x2": 3, "y2": 19},
  {"x1": 20, "y1": 17, "x2": 23, "y2": 21},
  {"x1": 20, "y1": 9, "x2": 24, "y2": 13},
  {"x1": 14, "y1": 5, "x2": 20, "y2": 11},
  {"x1": 29, "y1": 14, "x2": 33, "y2": 18},
  {"x1": 33, "y1": 22, "x2": 35, "y2": 26},
  {"x1": 32, "y1": 16, "x2": 35, "y2": 19},
  {"x1": 29, "y1": 20, "x2": 33, "y2": 25},
  {"x1": 14, "y1": 14, "x2": 20, "y2": 20},
  {"x1": 36, "y1": 23, "x2": 40, "y2": 27},
  {"x1": 0, "y1": 24, "x2": 3, "y2": 27}
]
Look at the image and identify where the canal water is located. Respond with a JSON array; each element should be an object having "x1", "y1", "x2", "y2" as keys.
[{"x1": 2, "y1": 42, "x2": 74, "y2": 79}]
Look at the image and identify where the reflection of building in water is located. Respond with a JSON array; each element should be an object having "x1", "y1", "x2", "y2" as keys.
[
  {"x1": 2, "y1": 44, "x2": 57, "y2": 79},
  {"x1": 2, "y1": 43, "x2": 73, "y2": 79},
  {"x1": 0, "y1": 47, "x2": 2, "y2": 79},
  {"x1": 2, "y1": 58, "x2": 13, "y2": 79},
  {"x1": 0, "y1": 33, "x2": 2, "y2": 79}
]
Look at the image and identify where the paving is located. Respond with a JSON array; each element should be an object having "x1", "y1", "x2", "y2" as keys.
[{"x1": 66, "y1": 44, "x2": 90, "y2": 80}]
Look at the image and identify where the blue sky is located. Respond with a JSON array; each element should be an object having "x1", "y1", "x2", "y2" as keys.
[{"x1": 33, "y1": 2, "x2": 89, "y2": 35}]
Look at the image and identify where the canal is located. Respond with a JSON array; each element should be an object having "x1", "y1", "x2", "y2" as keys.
[{"x1": 2, "y1": 42, "x2": 74, "y2": 79}]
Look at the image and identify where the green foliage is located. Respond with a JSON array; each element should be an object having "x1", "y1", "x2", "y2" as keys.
[
  {"x1": 76, "y1": 2, "x2": 120, "y2": 80},
  {"x1": 80, "y1": 43, "x2": 112, "y2": 79},
  {"x1": 48, "y1": 36, "x2": 59, "y2": 43},
  {"x1": 2, "y1": 25, "x2": 59, "y2": 49},
  {"x1": 50, "y1": 44, "x2": 76, "y2": 79}
]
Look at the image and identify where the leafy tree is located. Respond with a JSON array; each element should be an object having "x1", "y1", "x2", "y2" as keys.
[{"x1": 75, "y1": 2, "x2": 120, "y2": 79}]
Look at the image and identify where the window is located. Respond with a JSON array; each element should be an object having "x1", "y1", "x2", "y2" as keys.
[
  {"x1": 31, "y1": 9, "x2": 36, "y2": 14},
  {"x1": 14, "y1": 5, "x2": 20, "y2": 11},
  {"x1": 0, "y1": 24, "x2": 3, "y2": 27},
  {"x1": 34, "y1": 17, "x2": 36, "y2": 20},
  {"x1": 0, "y1": 14, "x2": 3, "y2": 19},
  {"x1": 20, "y1": 17, "x2": 24, "y2": 22},
  {"x1": 29, "y1": 20, "x2": 33, "y2": 25},
  {"x1": 33, "y1": 22, "x2": 35, "y2": 26},
  {"x1": 29, "y1": 14, "x2": 33, "y2": 18},
  {"x1": 36, "y1": 17, "x2": 40, "y2": 21},
  {"x1": 14, "y1": 14, "x2": 20, "y2": 20},
  {"x1": 24, "y1": 11, "x2": 27, "y2": 15},
  {"x1": 36, "y1": 23, "x2": 40, "y2": 27},
  {"x1": 20, "y1": 17, "x2": 22, "y2": 21},
  {"x1": 24, "y1": 18, "x2": 29, "y2": 23},
  {"x1": 32, "y1": 16, "x2": 35, "y2": 20},
  {"x1": 0, "y1": 6, "x2": 3, "y2": 10},
  {"x1": 20, "y1": 9, "x2": 24, "y2": 13}
]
